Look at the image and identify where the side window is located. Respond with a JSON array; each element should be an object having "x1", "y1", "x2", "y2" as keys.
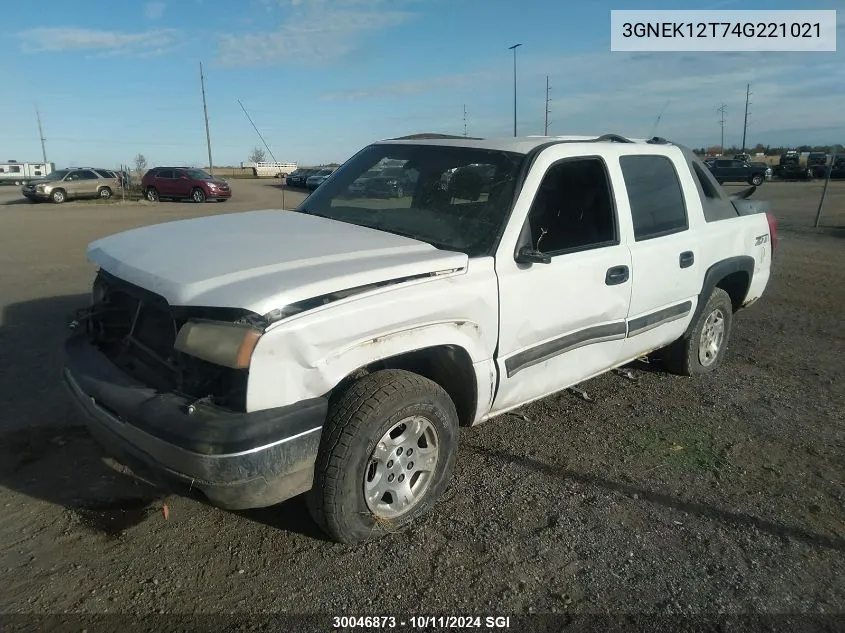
[
  {"x1": 619, "y1": 155, "x2": 688, "y2": 241},
  {"x1": 66, "y1": 171, "x2": 81, "y2": 181},
  {"x1": 692, "y1": 162, "x2": 720, "y2": 199},
  {"x1": 525, "y1": 157, "x2": 618, "y2": 255},
  {"x1": 157, "y1": 169, "x2": 173, "y2": 179},
  {"x1": 79, "y1": 170, "x2": 99, "y2": 180},
  {"x1": 9, "y1": 165, "x2": 21, "y2": 173}
]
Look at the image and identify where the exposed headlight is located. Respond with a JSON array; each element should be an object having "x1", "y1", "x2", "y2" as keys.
[{"x1": 174, "y1": 321, "x2": 262, "y2": 369}]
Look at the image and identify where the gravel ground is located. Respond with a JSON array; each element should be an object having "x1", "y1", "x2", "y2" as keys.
[{"x1": 0, "y1": 179, "x2": 843, "y2": 624}]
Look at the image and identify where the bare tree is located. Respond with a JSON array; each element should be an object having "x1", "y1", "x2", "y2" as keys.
[
  {"x1": 134, "y1": 153, "x2": 148, "y2": 179},
  {"x1": 248, "y1": 146, "x2": 266, "y2": 163}
]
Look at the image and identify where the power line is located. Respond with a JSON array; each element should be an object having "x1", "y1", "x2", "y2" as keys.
[
  {"x1": 237, "y1": 99, "x2": 278, "y2": 163},
  {"x1": 199, "y1": 61, "x2": 214, "y2": 170},
  {"x1": 741, "y1": 83, "x2": 752, "y2": 154},
  {"x1": 717, "y1": 104, "x2": 727, "y2": 155}
]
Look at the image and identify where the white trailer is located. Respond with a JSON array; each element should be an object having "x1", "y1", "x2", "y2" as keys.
[
  {"x1": 241, "y1": 161, "x2": 298, "y2": 178},
  {"x1": 0, "y1": 161, "x2": 55, "y2": 185}
]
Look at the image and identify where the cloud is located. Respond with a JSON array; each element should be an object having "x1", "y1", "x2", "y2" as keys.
[
  {"x1": 217, "y1": 0, "x2": 417, "y2": 66},
  {"x1": 18, "y1": 27, "x2": 181, "y2": 56},
  {"x1": 144, "y1": 2, "x2": 167, "y2": 20}
]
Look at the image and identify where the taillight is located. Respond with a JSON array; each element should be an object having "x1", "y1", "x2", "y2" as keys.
[{"x1": 765, "y1": 211, "x2": 777, "y2": 256}]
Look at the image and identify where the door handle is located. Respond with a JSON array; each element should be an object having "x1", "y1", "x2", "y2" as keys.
[
  {"x1": 605, "y1": 265, "x2": 629, "y2": 285},
  {"x1": 679, "y1": 251, "x2": 694, "y2": 268}
]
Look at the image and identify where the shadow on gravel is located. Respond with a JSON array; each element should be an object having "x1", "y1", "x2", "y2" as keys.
[
  {"x1": 238, "y1": 497, "x2": 330, "y2": 541},
  {"x1": 0, "y1": 294, "x2": 164, "y2": 536},
  {"x1": 465, "y1": 445, "x2": 845, "y2": 553},
  {"x1": 0, "y1": 294, "x2": 328, "y2": 541}
]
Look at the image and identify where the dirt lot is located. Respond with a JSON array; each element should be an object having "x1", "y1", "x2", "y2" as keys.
[{"x1": 0, "y1": 178, "x2": 843, "y2": 622}]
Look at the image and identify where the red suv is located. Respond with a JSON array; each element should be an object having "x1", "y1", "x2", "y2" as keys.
[{"x1": 141, "y1": 167, "x2": 232, "y2": 203}]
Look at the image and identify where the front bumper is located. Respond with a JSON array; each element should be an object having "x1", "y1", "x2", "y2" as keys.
[
  {"x1": 63, "y1": 333, "x2": 327, "y2": 510},
  {"x1": 207, "y1": 188, "x2": 232, "y2": 198},
  {"x1": 22, "y1": 189, "x2": 51, "y2": 200}
]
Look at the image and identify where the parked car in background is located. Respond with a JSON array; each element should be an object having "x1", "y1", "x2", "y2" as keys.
[
  {"x1": 305, "y1": 168, "x2": 335, "y2": 190},
  {"x1": 361, "y1": 166, "x2": 416, "y2": 198},
  {"x1": 773, "y1": 152, "x2": 812, "y2": 180},
  {"x1": 705, "y1": 159, "x2": 767, "y2": 186},
  {"x1": 806, "y1": 152, "x2": 828, "y2": 178},
  {"x1": 141, "y1": 167, "x2": 232, "y2": 203},
  {"x1": 285, "y1": 168, "x2": 319, "y2": 188},
  {"x1": 347, "y1": 169, "x2": 383, "y2": 196},
  {"x1": 21, "y1": 168, "x2": 120, "y2": 203}
]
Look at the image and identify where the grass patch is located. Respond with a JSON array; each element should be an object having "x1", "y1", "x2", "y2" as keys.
[{"x1": 628, "y1": 426, "x2": 725, "y2": 474}]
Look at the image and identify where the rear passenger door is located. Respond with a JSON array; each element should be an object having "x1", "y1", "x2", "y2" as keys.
[
  {"x1": 155, "y1": 169, "x2": 174, "y2": 196},
  {"x1": 616, "y1": 153, "x2": 702, "y2": 361},
  {"x1": 76, "y1": 170, "x2": 101, "y2": 197},
  {"x1": 172, "y1": 169, "x2": 193, "y2": 198}
]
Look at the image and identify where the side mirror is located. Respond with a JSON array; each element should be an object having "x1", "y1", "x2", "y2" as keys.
[{"x1": 515, "y1": 246, "x2": 551, "y2": 265}]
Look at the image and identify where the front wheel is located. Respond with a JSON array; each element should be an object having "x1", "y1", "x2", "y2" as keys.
[
  {"x1": 307, "y1": 369, "x2": 459, "y2": 545},
  {"x1": 191, "y1": 188, "x2": 206, "y2": 203},
  {"x1": 750, "y1": 174, "x2": 764, "y2": 186},
  {"x1": 51, "y1": 189, "x2": 66, "y2": 204},
  {"x1": 661, "y1": 287, "x2": 734, "y2": 376}
]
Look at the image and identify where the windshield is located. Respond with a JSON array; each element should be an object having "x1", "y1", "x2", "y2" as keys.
[
  {"x1": 297, "y1": 143, "x2": 526, "y2": 256},
  {"x1": 186, "y1": 169, "x2": 213, "y2": 180},
  {"x1": 44, "y1": 170, "x2": 69, "y2": 181}
]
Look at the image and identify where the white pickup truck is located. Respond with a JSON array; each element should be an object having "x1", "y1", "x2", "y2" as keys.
[{"x1": 63, "y1": 134, "x2": 776, "y2": 544}]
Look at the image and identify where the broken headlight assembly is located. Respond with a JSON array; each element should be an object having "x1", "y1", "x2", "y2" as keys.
[{"x1": 174, "y1": 320, "x2": 262, "y2": 369}]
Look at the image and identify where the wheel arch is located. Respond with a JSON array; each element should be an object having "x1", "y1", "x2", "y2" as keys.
[{"x1": 686, "y1": 256, "x2": 754, "y2": 336}]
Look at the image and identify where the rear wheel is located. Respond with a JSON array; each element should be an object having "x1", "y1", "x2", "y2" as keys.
[
  {"x1": 51, "y1": 189, "x2": 66, "y2": 204},
  {"x1": 662, "y1": 287, "x2": 734, "y2": 376},
  {"x1": 307, "y1": 369, "x2": 459, "y2": 544},
  {"x1": 98, "y1": 186, "x2": 112, "y2": 199},
  {"x1": 750, "y1": 174, "x2": 764, "y2": 186},
  {"x1": 192, "y1": 188, "x2": 206, "y2": 203},
  {"x1": 145, "y1": 187, "x2": 159, "y2": 202}
]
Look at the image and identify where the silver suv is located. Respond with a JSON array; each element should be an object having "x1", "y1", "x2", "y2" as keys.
[{"x1": 22, "y1": 168, "x2": 120, "y2": 204}]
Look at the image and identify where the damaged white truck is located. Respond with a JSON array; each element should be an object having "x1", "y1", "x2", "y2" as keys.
[{"x1": 63, "y1": 134, "x2": 776, "y2": 544}]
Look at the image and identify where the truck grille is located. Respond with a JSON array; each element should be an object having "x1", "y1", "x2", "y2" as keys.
[{"x1": 82, "y1": 270, "x2": 250, "y2": 411}]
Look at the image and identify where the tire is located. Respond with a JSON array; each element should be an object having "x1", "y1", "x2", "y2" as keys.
[
  {"x1": 306, "y1": 369, "x2": 459, "y2": 545},
  {"x1": 192, "y1": 188, "x2": 206, "y2": 203},
  {"x1": 662, "y1": 287, "x2": 734, "y2": 376},
  {"x1": 98, "y1": 187, "x2": 112, "y2": 199},
  {"x1": 145, "y1": 187, "x2": 159, "y2": 202},
  {"x1": 395, "y1": 186, "x2": 404, "y2": 198},
  {"x1": 750, "y1": 174, "x2": 764, "y2": 186},
  {"x1": 51, "y1": 189, "x2": 66, "y2": 204}
]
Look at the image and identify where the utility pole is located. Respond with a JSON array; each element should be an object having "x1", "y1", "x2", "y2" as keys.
[
  {"x1": 717, "y1": 104, "x2": 727, "y2": 155},
  {"x1": 544, "y1": 75, "x2": 551, "y2": 136},
  {"x1": 199, "y1": 61, "x2": 214, "y2": 171},
  {"x1": 815, "y1": 144, "x2": 841, "y2": 228},
  {"x1": 35, "y1": 105, "x2": 47, "y2": 164},
  {"x1": 463, "y1": 104, "x2": 467, "y2": 137},
  {"x1": 238, "y1": 99, "x2": 278, "y2": 163},
  {"x1": 508, "y1": 43, "x2": 522, "y2": 137},
  {"x1": 741, "y1": 83, "x2": 751, "y2": 154}
]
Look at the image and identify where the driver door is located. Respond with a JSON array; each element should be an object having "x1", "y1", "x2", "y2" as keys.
[{"x1": 491, "y1": 148, "x2": 633, "y2": 414}]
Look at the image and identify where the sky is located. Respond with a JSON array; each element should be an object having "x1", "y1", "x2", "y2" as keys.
[{"x1": 0, "y1": 0, "x2": 843, "y2": 168}]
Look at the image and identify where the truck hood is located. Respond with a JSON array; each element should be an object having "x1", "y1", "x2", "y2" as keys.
[{"x1": 87, "y1": 209, "x2": 468, "y2": 315}]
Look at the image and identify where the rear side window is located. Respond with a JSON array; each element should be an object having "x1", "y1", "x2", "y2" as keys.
[
  {"x1": 619, "y1": 155, "x2": 688, "y2": 241},
  {"x1": 157, "y1": 169, "x2": 174, "y2": 179}
]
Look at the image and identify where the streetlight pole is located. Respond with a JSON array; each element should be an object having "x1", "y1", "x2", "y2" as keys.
[{"x1": 508, "y1": 43, "x2": 522, "y2": 137}]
